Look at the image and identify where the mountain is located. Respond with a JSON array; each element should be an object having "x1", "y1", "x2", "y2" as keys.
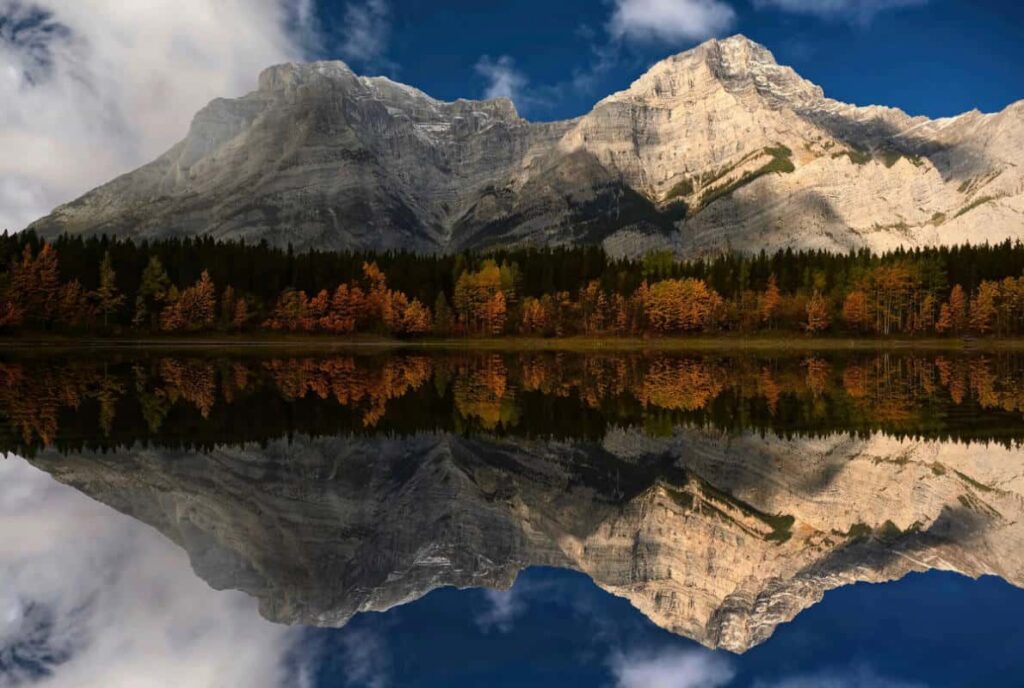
[
  {"x1": 30, "y1": 429, "x2": 1024, "y2": 653},
  {"x1": 27, "y1": 35, "x2": 1024, "y2": 257}
]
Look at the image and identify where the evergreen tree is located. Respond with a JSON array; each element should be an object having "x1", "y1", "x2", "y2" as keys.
[
  {"x1": 133, "y1": 255, "x2": 172, "y2": 329},
  {"x1": 433, "y1": 292, "x2": 453, "y2": 335},
  {"x1": 220, "y1": 286, "x2": 237, "y2": 327},
  {"x1": 94, "y1": 251, "x2": 125, "y2": 327}
]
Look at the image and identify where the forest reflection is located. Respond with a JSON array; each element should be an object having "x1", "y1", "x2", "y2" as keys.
[{"x1": 3, "y1": 350, "x2": 1024, "y2": 453}]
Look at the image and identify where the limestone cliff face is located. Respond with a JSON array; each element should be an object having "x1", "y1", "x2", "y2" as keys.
[
  {"x1": 31, "y1": 429, "x2": 1024, "y2": 653},
  {"x1": 27, "y1": 36, "x2": 1024, "y2": 257}
]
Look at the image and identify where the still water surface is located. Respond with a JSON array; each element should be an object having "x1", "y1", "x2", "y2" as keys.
[{"x1": 2, "y1": 349, "x2": 1024, "y2": 686}]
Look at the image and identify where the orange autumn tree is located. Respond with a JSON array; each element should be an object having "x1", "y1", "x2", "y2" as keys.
[
  {"x1": 321, "y1": 283, "x2": 367, "y2": 333},
  {"x1": 453, "y1": 260, "x2": 509, "y2": 334},
  {"x1": 362, "y1": 262, "x2": 432, "y2": 335},
  {"x1": 232, "y1": 297, "x2": 250, "y2": 330},
  {"x1": 948, "y1": 284, "x2": 968, "y2": 334},
  {"x1": 519, "y1": 297, "x2": 547, "y2": 335},
  {"x1": 643, "y1": 278, "x2": 723, "y2": 333},
  {"x1": 969, "y1": 281, "x2": 999, "y2": 334},
  {"x1": 935, "y1": 302, "x2": 953, "y2": 333},
  {"x1": 758, "y1": 275, "x2": 782, "y2": 330},
  {"x1": 262, "y1": 264, "x2": 428, "y2": 335},
  {"x1": 842, "y1": 290, "x2": 870, "y2": 332},
  {"x1": 264, "y1": 289, "x2": 314, "y2": 331},
  {"x1": 804, "y1": 291, "x2": 831, "y2": 334},
  {"x1": 8, "y1": 243, "x2": 61, "y2": 327},
  {"x1": 161, "y1": 271, "x2": 216, "y2": 331}
]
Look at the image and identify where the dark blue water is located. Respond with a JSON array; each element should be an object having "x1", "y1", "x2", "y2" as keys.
[{"x1": 303, "y1": 568, "x2": 1024, "y2": 688}]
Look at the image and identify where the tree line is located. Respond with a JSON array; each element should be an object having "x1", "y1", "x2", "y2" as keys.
[
  {"x1": 5, "y1": 352, "x2": 1024, "y2": 454},
  {"x1": 3, "y1": 231, "x2": 1024, "y2": 336}
]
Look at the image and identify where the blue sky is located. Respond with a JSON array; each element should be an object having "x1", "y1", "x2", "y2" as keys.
[{"x1": 312, "y1": 0, "x2": 1024, "y2": 120}]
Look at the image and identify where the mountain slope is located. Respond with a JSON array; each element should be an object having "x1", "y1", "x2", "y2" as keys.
[
  {"x1": 28, "y1": 35, "x2": 1024, "y2": 256},
  {"x1": 30, "y1": 430, "x2": 1024, "y2": 652}
]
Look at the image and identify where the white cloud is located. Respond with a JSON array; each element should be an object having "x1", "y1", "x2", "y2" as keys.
[
  {"x1": 753, "y1": 666, "x2": 929, "y2": 688},
  {"x1": 0, "y1": 0, "x2": 320, "y2": 232},
  {"x1": 753, "y1": 0, "x2": 928, "y2": 24},
  {"x1": 338, "y1": 0, "x2": 391, "y2": 68},
  {"x1": 608, "y1": 0, "x2": 736, "y2": 43},
  {"x1": 340, "y1": 626, "x2": 390, "y2": 688},
  {"x1": 475, "y1": 588, "x2": 525, "y2": 633},
  {"x1": 0, "y1": 456, "x2": 312, "y2": 688},
  {"x1": 475, "y1": 54, "x2": 529, "y2": 104},
  {"x1": 610, "y1": 647, "x2": 736, "y2": 688}
]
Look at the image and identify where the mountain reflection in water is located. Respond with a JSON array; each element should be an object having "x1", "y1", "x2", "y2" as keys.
[{"x1": 2, "y1": 349, "x2": 1024, "y2": 684}]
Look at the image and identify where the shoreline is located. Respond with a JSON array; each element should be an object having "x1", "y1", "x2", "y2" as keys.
[{"x1": 1, "y1": 334, "x2": 1022, "y2": 353}]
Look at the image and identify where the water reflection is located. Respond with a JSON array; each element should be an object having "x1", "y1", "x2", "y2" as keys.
[
  {"x1": 3, "y1": 349, "x2": 1023, "y2": 662},
  {"x1": 0, "y1": 457, "x2": 309, "y2": 687},
  {"x1": 3, "y1": 351, "x2": 1024, "y2": 450}
]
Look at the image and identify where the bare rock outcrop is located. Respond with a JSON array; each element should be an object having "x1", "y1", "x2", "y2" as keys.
[
  {"x1": 30, "y1": 428, "x2": 1024, "y2": 653},
  {"x1": 28, "y1": 36, "x2": 1024, "y2": 257}
]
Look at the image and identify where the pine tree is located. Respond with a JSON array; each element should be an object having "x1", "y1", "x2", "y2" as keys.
[
  {"x1": 134, "y1": 256, "x2": 171, "y2": 329},
  {"x1": 220, "y1": 286, "x2": 237, "y2": 327},
  {"x1": 94, "y1": 251, "x2": 125, "y2": 328},
  {"x1": 433, "y1": 292, "x2": 453, "y2": 335},
  {"x1": 58, "y1": 280, "x2": 91, "y2": 328}
]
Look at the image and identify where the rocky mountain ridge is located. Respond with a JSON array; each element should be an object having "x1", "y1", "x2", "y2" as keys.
[
  {"x1": 31, "y1": 429, "x2": 1024, "y2": 653},
  {"x1": 28, "y1": 35, "x2": 1024, "y2": 257}
]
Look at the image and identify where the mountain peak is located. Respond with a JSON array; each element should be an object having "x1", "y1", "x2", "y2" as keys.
[
  {"x1": 652, "y1": 34, "x2": 779, "y2": 74},
  {"x1": 28, "y1": 39, "x2": 1024, "y2": 257},
  {"x1": 600, "y1": 33, "x2": 820, "y2": 109}
]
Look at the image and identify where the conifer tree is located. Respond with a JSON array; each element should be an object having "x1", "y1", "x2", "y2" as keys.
[
  {"x1": 133, "y1": 256, "x2": 171, "y2": 329},
  {"x1": 220, "y1": 286, "x2": 237, "y2": 327},
  {"x1": 94, "y1": 251, "x2": 125, "y2": 327},
  {"x1": 433, "y1": 292, "x2": 453, "y2": 335}
]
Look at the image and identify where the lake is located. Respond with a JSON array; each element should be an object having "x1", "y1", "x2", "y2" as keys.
[{"x1": 2, "y1": 348, "x2": 1023, "y2": 687}]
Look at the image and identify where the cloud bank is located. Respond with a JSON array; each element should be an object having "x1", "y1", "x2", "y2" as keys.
[
  {"x1": 610, "y1": 647, "x2": 736, "y2": 688},
  {"x1": 753, "y1": 666, "x2": 930, "y2": 688},
  {"x1": 608, "y1": 0, "x2": 737, "y2": 43},
  {"x1": 0, "y1": 0, "x2": 319, "y2": 232},
  {"x1": 753, "y1": 0, "x2": 928, "y2": 24},
  {"x1": 337, "y1": 0, "x2": 392, "y2": 68},
  {"x1": 475, "y1": 55, "x2": 530, "y2": 104},
  {"x1": 474, "y1": 588, "x2": 526, "y2": 633},
  {"x1": 0, "y1": 456, "x2": 312, "y2": 688},
  {"x1": 339, "y1": 626, "x2": 391, "y2": 688}
]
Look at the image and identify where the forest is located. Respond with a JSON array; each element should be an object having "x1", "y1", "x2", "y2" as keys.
[{"x1": 3, "y1": 231, "x2": 1024, "y2": 337}]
